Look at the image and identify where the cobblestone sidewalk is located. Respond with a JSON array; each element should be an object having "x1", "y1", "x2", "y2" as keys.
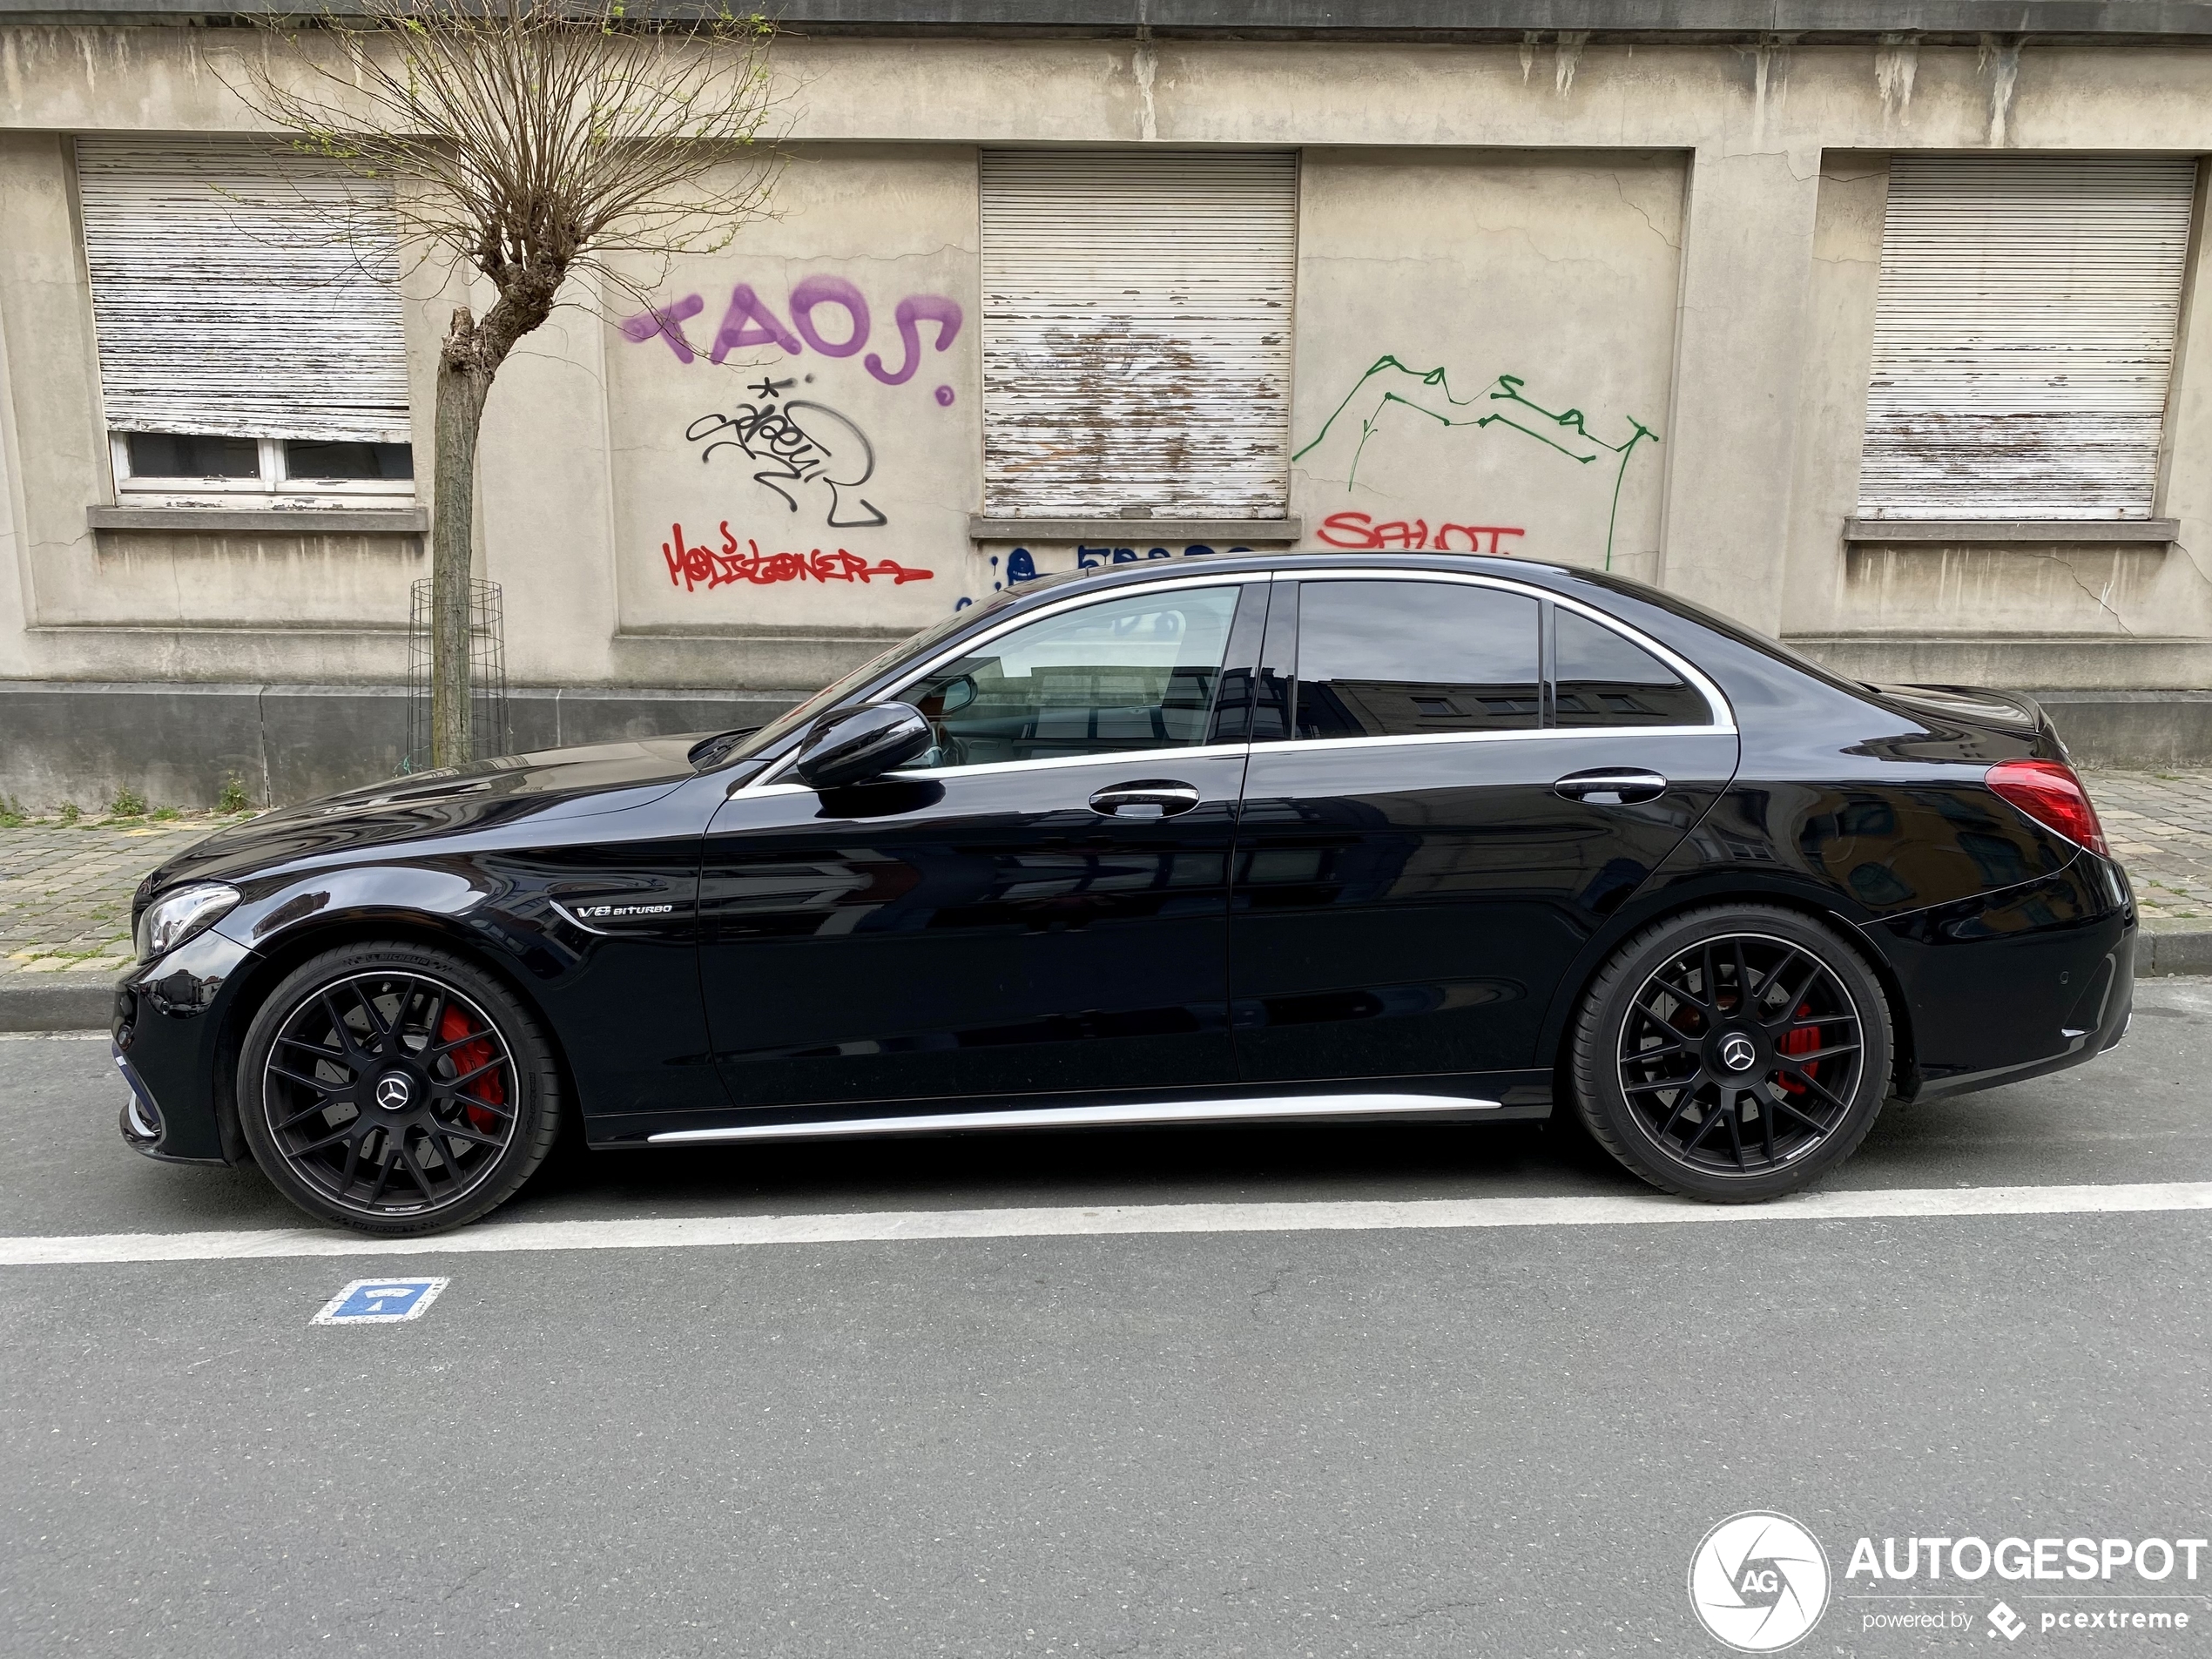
[
  {"x1": 2091, "y1": 769, "x2": 2212, "y2": 930},
  {"x1": 0, "y1": 815, "x2": 237, "y2": 987},
  {"x1": 3, "y1": 772, "x2": 2209, "y2": 995}
]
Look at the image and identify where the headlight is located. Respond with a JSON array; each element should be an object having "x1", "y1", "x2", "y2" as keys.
[{"x1": 134, "y1": 884, "x2": 241, "y2": 961}]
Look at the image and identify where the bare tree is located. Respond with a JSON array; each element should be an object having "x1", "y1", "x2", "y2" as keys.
[{"x1": 229, "y1": 0, "x2": 779, "y2": 767}]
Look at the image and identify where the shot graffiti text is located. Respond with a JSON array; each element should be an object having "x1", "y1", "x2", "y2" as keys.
[
  {"x1": 1315, "y1": 515, "x2": 1525, "y2": 553},
  {"x1": 662, "y1": 522, "x2": 934, "y2": 594}
]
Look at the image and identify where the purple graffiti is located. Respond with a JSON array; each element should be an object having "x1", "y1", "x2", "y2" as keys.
[
  {"x1": 787, "y1": 275, "x2": 870, "y2": 358},
  {"x1": 619, "y1": 293, "x2": 706, "y2": 363},
  {"x1": 864, "y1": 295, "x2": 964, "y2": 387},
  {"x1": 621, "y1": 279, "x2": 964, "y2": 395},
  {"x1": 710, "y1": 283, "x2": 805, "y2": 364}
]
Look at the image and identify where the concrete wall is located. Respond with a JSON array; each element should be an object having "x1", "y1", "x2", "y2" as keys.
[
  {"x1": 1288, "y1": 149, "x2": 1682, "y2": 582},
  {"x1": 10, "y1": 28, "x2": 2212, "y2": 805}
]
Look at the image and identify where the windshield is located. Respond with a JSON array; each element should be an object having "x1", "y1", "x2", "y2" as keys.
[{"x1": 709, "y1": 591, "x2": 1025, "y2": 767}]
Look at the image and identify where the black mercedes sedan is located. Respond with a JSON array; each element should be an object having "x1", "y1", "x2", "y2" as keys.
[{"x1": 113, "y1": 553, "x2": 2134, "y2": 1233}]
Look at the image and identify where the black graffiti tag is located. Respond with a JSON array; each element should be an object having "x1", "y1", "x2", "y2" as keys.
[{"x1": 685, "y1": 379, "x2": 887, "y2": 529}]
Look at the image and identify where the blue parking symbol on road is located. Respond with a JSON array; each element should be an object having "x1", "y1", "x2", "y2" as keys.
[{"x1": 312, "y1": 1277, "x2": 450, "y2": 1325}]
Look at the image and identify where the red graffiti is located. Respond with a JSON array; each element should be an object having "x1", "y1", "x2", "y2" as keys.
[
  {"x1": 1316, "y1": 512, "x2": 1525, "y2": 554},
  {"x1": 662, "y1": 522, "x2": 935, "y2": 593}
]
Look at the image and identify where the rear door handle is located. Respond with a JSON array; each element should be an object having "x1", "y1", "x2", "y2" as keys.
[
  {"x1": 1554, "y1": 768, "x2": 1668, "y2": 805},
  {"x1": 1089, "y1": 779, "x2": 1202, "y2": 819}
]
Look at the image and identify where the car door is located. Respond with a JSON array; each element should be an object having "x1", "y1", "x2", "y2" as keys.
[
  {"x1": 698, "y1": 575, "x2": 1263, "y2": 1112},
  {"x1": 1228, "y1": 573, "x2": 1740, "y2": 1084}
]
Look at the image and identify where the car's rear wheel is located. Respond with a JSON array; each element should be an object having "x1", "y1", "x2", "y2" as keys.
[
  {"x1": 237, "y1": 941, "x2": 561, "y2": 1234},
  {"x1": 1568, "y1": 906, "x2": 1893, "y2": 1202}
]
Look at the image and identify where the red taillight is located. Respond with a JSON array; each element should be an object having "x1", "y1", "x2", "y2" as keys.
[{"x1": 1985, "y1": 759, "x2": 2108, "y2": 856}]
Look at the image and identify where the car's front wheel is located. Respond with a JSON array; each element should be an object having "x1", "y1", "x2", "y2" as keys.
[
  {"x1": 1568, "y1": 906, "x2": 1894, "y2": 1202},
  {"x1": 237, "y1": 941, "x2": 562, "y2": 1234}
]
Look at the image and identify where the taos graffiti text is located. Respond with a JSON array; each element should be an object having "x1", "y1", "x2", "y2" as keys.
[
  {"x1": 622, "y1": 279, "x2": 963, "y2": 389},
  {"x1": 662, "y1": 522, "x2": 934, "y2": 594},
  {"x1": 1315, "y1": 514, "x2": 1524, "y2": 553}
]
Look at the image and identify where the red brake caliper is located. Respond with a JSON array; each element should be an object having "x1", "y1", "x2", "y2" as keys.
[
  {"x1": 1776, "y1": 1001, "x2": 1820, "y2": 1094},
  {"x1": 438, "y1": 1006, "x2": 504, "y2": 1135}
]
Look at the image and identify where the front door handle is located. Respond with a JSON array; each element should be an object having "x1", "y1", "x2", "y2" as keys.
[
  {"x1": 1554, "y1": 768, "x2": 1668, "y2": 806},
  {"x1": 1089, "y1": 779, "x2": 1202, "y2": 819}
]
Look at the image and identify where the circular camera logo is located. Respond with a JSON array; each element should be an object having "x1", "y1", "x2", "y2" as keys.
[{"x1": 1688, "y1": 1511, "x2": 1831, "y2": 1652}]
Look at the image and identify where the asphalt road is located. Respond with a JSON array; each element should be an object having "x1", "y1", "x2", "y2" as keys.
[{"x1": 4, "y1": 981, "x2": 2212, "y2": 1657}]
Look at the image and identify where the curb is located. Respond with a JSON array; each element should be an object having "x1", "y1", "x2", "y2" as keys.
[
  {"x1": 2142, "y1": 931, "x2": 2212, "y2": 977},
  {"x1": 0, "y1": 978, "x2": 117, "y2": 1033},
  {"x1": 4, "y1": 933, "x2": 2210, "y2": 1034}
]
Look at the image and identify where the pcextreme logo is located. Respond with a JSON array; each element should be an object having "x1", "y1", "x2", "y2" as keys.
[{"x1": 1689, "y1": 1512, "x2": 1832, "y2": 1652}]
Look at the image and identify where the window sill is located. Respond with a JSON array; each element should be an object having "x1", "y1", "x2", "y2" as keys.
[
  {"x1": 1844, "y1": 518, "x2": 2177, "y2": 544},
  {"x1": 968, "y1": 515, "x2": 1303, "y2": 543},
  {"x1": 89, "y1": 504, "x2": 428, "y2": 535}
]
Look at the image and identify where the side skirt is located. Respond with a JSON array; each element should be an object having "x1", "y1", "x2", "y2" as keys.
[{"x1": 644, "y1": 1091, "x2": 1527, "y2": 1148}]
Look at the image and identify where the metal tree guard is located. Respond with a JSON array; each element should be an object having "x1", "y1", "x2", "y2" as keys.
[{"x1": 404, "y1": 577, "x2": 509, "y2": 772}]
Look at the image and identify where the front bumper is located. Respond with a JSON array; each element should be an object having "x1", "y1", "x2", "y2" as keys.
[{"x1": 111, "y1": 927, "x2": 257, "y2": 1165}]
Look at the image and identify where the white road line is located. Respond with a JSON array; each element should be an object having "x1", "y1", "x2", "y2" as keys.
[{"x1": 3, "y1": 1180, "x2": 2211, "y2": 1265}]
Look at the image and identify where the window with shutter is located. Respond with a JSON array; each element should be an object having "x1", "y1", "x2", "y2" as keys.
[
  {"x1": 75, "y1": 137, "x2": 415, "y2": 507},
  {"x1": 1859, "y1": 155, "x2": 2197, "y2": 522},
  {"x1": 980, "y1": 149, "x2": 1297, "y2": 523}
]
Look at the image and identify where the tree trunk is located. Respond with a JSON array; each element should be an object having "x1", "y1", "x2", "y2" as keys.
[{"x1": 430, "y1": 308, "x2": 493, "y2": 770}]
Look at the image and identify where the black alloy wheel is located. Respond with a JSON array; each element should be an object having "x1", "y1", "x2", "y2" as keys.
[
  {"x1": 238, "y1": 941, "x2": 561, "y2": 1234},
  {"x1": 1569, "y1": 907, "x2": 1893, "y2": 1202}
]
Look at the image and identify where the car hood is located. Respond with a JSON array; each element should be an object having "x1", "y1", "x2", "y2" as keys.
[{"x1": 145, "y1": 735, "x2": 710, "y2": 895}]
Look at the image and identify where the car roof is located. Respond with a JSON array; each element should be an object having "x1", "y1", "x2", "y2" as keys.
[{"x1": 995, "y1": 549, "x2": 1595, "y2": 604}]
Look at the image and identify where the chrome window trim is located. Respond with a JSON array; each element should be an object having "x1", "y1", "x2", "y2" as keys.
[
  {"x1": 733, "y1": 563, "x2": 1737, "y2": 799},
  {"x1": 1242, "y1": 723, "x2": 1734, "y2": 760},
  {"x1": 1284, "y1": 566, "x2": 1737, "y2": 736},
  {"x1": 738, "y1": 570, "x2": 1263, "y2": 795},
  {"x1": 730, "y1": 741, "x2": 1258, "y2": 801},
  {"x1": 888, "y1": 741, "x2": 1256, "y2": 783}
]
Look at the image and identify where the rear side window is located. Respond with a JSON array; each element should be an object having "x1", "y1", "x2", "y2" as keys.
[
  {"x1": 1292, "y1": 581, "x2": 1541, "y2": 739},
  {"x1": 1553, "y1": 609, "x2": 1711, "y2": 727}
]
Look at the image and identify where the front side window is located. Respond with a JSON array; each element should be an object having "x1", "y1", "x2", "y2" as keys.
[
  {"x1": 78, "y1": 137, "x2": 414, "y2": 508},
  {"x1": 1553, "y1": 609, "x2": 1710, "y2": 727},
  {"x1": 1292, "y1": 581, "x2": 1541, "y2": 739},
  {"x1": 901, "y1": 586, "x2": 1243, "y2": 768}
]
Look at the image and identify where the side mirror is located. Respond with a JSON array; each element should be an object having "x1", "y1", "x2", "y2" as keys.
[{"x1": 792, "y1": 702, "x2": 934, "y2": 791}]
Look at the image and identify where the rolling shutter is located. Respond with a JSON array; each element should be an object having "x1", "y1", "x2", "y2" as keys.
[
  {"x1": 1859, "y1": 155, "x2": 2197, "y2": 521},
  {"x1": 981, "y1": 148, "x2": 1297, "y2": 521},
  {"x1": 75, "y1": 137, "x2": 410, "y2": 444}
]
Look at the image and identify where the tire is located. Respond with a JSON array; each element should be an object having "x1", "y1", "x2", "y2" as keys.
[
  {"x1": 1568, "y1": 905, "x2": 1893, "y2": 1203},
  {"x1": 237, "y1": 941, "x2": 562, "y2": 1235}
]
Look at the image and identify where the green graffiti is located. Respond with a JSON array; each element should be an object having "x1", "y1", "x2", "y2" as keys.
[{"x1": 1293, "y1": 356, "x2": 1659, "y2": 569}]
